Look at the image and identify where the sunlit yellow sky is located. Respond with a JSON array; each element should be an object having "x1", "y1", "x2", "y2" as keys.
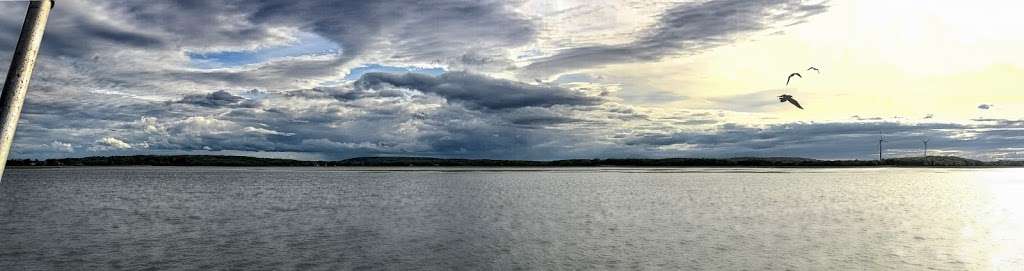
[
  {"x1": 1, "y1": 0, "x2": 1023, "y2": 160},
  {"x1": 551, "y1": 0, "x2": 1024, "y2": 122}
]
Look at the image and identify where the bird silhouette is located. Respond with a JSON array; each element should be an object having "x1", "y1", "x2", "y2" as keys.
[
  {"x1": 786, "y1": 72, "x2": 802, "y2": 85},
  {"x1": 807, "y1": 67, "x2": 820, "y2": 73},
  {"x1": 778, "y1": 94, "x2": 803, "y2": 109}
]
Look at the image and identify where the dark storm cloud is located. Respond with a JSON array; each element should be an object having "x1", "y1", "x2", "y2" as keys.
[
  {"x1": 522, "y1": 0, "x2": 829, "y2": 77},
  {"x1": 50, "y1": 12, "x2": 165, "y2": 53},
  {"x1": 355, "y1": 72, "x2": 604, "y2": 110},
  {"x1": 0, "y1": 1, "x2": 168, "y2": 58},
  {"x1": 3, "y1": 0, "x2": 534, "y2": 61},
  {"x1": 507, "y1": 115, "x2": 583, "y2": 126},
  {"x1": 175, "y1": 90, "x2": 247, "y2": 107},
  {"x1": 0, "y1": 3, "x2": 24, "y2": 52},
  {"x1": 0, "y1": 0, "x2": 569, "y2": 101},
  {"x1": 244, "y1": 0, "x2": 535, "y2": 65},
  {"x1": 1, "y1": 0, "x2": 537, "y2": 92},
  {"x1": 116, "y1": 1, "x2": 281, "y2": 48},
  {"x1": 502, "y1": 107, "x2": 589, "y2": 127}
]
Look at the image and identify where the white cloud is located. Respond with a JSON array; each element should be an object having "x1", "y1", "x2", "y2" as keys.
[{"x1": 96, "y1": 137, "x2": 132, "y2": 149}]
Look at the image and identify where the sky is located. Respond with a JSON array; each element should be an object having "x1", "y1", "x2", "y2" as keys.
[{"x1": 1, "y1": 0, "x2": 1023, "y2": 161}]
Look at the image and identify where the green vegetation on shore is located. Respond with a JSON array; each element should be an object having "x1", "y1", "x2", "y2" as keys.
[{"x1": 6, "y1": 155, "x2": 1022, "y2": 167}]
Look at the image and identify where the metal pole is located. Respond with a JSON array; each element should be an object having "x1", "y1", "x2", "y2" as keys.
[
  {"x1": 923, "y1": 141, "x2": 928, "y2": 157},
  {"x1": 877, "y1": 136, "x2": 884, "y2": 163},
  {"x1": 923, "y1": 139, "x2": 929, "y2": 166},
  {"x1": 0, "y1": 0, "x2": 54, "y2": 181}
]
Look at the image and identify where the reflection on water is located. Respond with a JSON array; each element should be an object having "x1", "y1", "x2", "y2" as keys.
[
  {"x1": 0, "y1": 167, "x2": 1022, "y2": 269},
  {"x1": 974, "y1": 169, "x2": 1024, "y2": 268}
]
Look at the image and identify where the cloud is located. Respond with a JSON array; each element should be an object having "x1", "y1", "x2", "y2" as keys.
[
  {"x1": 12, "y1": 141, "x2": 75, "y2": 156},
  {"x1": 8, "y1": 0, "x2": 533, "y2": 63},
  {"x1": 175, "y1": 90, "x2": 248, "y2": 107},
  {"x1": 503, "y1": 107, "x2": 588, "y2": 127},
  {"x1": 245, "y1": 0, "x2": 536, "y2": 66},
  {"x1": 2, "y1": 66, "x2": 639, "y2": 160},
  {"x1": 96, "y1": 137, "x2": 132, "y2": 149},
  {"x1": 521, "y1": 0, "x2": 830, "y2": 77},
  {"x1": 978, "y1": 104, "x2": 994, "y2": 110},
  {"x1": 705, "y1": 89, "x2": 790, "y2": 112},
  {"x1": 1, "y1": 0, "x2": 540, "y2": 97},
  {"x1": 355, "y1": 72, "x2": 604, "y2": 110},
  {"x1": 622, "y1": 122, "x2": 986, "y2": 159},
  {"x1": 10, "y1": 76, "x2": 1024, "y2": 161},
  {"x1": 971, "y1": 118, "x2": 1024, "y2": 126},
  {"x1": 851, "y1": 115, "x2": 884, "y2": 121}
]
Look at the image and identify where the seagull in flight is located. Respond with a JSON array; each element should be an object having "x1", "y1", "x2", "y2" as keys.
[
  {"x1": 778, "y1": 94, "x2": 803, "y2": 109},
  {"x1": 807, "y1": 67, "x2": 820, "y2": 73},
  {"x1": 786, "y1": 72, "x2": 802, "y2": 86}
]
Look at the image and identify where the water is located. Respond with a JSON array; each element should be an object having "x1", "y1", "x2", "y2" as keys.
[{"x1": 1, "y1": 167, "x2": 1022, "y2": 270}]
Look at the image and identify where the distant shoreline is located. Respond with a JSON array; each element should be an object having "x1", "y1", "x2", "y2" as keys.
[
  {"x1": 7, "y1": 155, "x2": 1023, "y2": 168},
  {"x1": 8, "y1": 166, "x2": 1024, "y2": 169}
]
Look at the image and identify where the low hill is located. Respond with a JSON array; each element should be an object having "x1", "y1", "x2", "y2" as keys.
[
  {"x1": 882, "y1": 156, "x2": 986, "y2": 167},
  {"x1": 8, "y1": 155, "x2": 315, "y2": 167}
]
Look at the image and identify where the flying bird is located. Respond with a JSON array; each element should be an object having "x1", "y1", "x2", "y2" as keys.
[
  {"x1": 807, "y1": 67, "x2": 820, "y2": 73},
  {"x1": 778, "y1": 94, "x2": 803, "y2": 109},
  {"x1": 786, "y1": 72, "x2": 801, "y2": 86}
]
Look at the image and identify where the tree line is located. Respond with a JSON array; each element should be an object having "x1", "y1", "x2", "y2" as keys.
[{"x1": 7, "y1": 155, "x2": 1023, "y2": 167}]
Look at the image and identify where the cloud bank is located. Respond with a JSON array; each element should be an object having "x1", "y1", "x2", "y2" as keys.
[{"x1": 521, "y1": 0, "x2": 829, "y2": 77}]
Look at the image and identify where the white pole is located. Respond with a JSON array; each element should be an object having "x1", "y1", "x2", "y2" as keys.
[{"x1": 0, "y1": 0, "x2": 54, "y2": 181}]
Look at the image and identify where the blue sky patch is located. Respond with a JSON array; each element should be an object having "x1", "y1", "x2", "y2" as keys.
[{"x1": 187, "y1": 32, "x2": 341, "y2": 69}]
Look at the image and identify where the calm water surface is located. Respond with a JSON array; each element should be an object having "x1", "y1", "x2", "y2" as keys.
[{"x1": 1, "y1": 167, "x2": 1022, "y2": 270}]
